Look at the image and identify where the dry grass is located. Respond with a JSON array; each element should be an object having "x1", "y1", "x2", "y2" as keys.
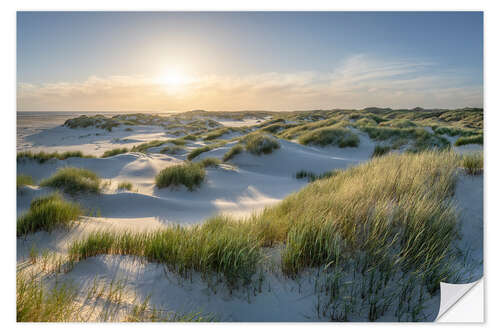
[{"x1": 462, "y1": 152, "x2": 483, "y2": 175}]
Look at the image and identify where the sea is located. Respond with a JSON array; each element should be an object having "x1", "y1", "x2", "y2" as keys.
[{"x1": 16, "y1": 111, "x2": 146, "y2": 151}]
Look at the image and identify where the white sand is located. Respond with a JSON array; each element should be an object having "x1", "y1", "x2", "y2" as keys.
[{"x1": 16, "y1": 116, "x2": 484, "y2": 321}]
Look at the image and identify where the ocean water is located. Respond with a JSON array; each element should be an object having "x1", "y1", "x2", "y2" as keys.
[{"x1": 16, "y1": 111, "x2": 135, "y2": 150}]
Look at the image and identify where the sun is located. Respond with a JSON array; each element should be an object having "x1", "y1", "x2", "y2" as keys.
[{"x1": 159, "y1": 68, "x2": 191, "y2": 89}]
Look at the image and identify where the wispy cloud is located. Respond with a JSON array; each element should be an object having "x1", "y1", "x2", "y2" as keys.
[{"x1": 17, "y1": 55, "x2": 482, "y2": 111}]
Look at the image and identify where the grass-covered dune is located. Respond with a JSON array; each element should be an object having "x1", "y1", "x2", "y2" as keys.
[
  {"x1": 298, "y1": 126, "x2": 360, "y2": 147},
  {"x1": 16, "y1": 269, "x2": 213, "y2": 322},
  {"x1": 40, "y1": 167, "x2": 101, "y2": 195},
  {"x1": 155, "y1": 163, "x2": 206, "y2": 191},
  {"x1": 67, "y1": 150, "x2": 468, "y2": 320},
  {"x1": 17, "y1": 151, "x2": 95, "y2": 163},
  {"x1": 462, "y1": 152, "x2": 483, "y2": 175},
  {"x1": 101, "y1": 147, "x2": 129, "y2": 158},
  {"x1": 241, "y1": 133, "x2": 280, "y2": 155},
  {"x1": 17, "y1": 193, "x2": 82, "y2": 236}
]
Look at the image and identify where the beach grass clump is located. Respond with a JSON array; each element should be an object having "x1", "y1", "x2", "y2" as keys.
[
  {"x1": 17, "y1": 174, "x2": 34, "y2": 189},
  {"x1": 222, "y1": 144, "x2": 244, "y2": 162},
  {"x1": 131, "y1": 140, "x2": 167, "y2": 153},
  {"x1": 371, "y1": 145, "x2": 391, "y2": 157},
  {"x1": 241, "y1": 133, "x2": 280, "y2": 155},
  {"x1": 253, "y1": 151, "x2": 461, "y2": 292},
  {"x1": 68, "y1": 217, "x2": 261, "y2": 287},
  {"x1": 279, "y1": 116, "x2": 346, "y2": 140},
  {"x1": 17, "y1": 271, "x2": 78, "y2": 322},
  {"x1": 380, "y1": 119, "x2": 416, "y2": 128},
  {"x1": 182, "y1": 134, "x2": 197, "y2": 141},
  {"x1": 204, "y1": 128, "x2": 231, "y2": 141},
  {"x1": 361, "y1": 126, "x2": 449, "y2": 151},
  {"x1": 168, "y1": 138, "x2": 186, "y2": 146},
  {"x1": 17, "y1": 193, "x2": 82, "y2": 236},
  {"x1": 101, "y1": 147, "x2": 129, "y2": 158},
  {"x1": 17, "y1": 151, "x2": 95, "y2": 163},
  {"x1": 462, "y1": 152, "x2": 483, "y2": 175},
  {"x1": 295, "y1": 170, "x2": 338, "y2": 182},
  {"x1": 40, "y1": 167, "x2": 101, "y2": 194},
  {"x1": 187, "y1": 146, "x2": 212, "y2": 161},
  {"x1": 353, "y1": 118, "x2": 377, "y2": 127},
  {"x1": 433, "y1": 126, "x2": 478, "y2": 137},
  {"x1": 199, "y1": 157, "x2": 221, "y2": 168},
  {"x1": 160, "y1": 145, "x2": 184, "y2": 155},
  {"x1": 131, "y1": 140, "x2": 166, "y2": 153},
  {"x1": 186, "y1": 143, "x2": 224, "y2": 161},
  {"x1": 298, "y1": 126, "x2": 360, "y2": 148},
  {"x1": 155, "y1": 163, "x2": 206, "y2": 191},
  {"x1": 455, "y1": 134, "x2": 483, "y2": 146},
  {"x1": 117, "y1": 181, "x2": 133, "y2": 191}
]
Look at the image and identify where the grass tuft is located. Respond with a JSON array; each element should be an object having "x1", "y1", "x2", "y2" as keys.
[
  {"x1": 241, "y1": 133, "x2": 280, "y2": 155},
  {"x1": 160, "y1": 145, "x2": 183, "y2": 155},
  {"x1": 17, "y1": 193, "x2": 82, "y2": 236},
  {"x1": 199, "y1": 157, "x2": 221, "y2": 168},
  {"x1": 40, "y1": 167, "x2": 101, "y2": 194},
  {"x1": 17, "y1": 270, "x2": 78, "y2": 321},
  {"x1": 182, "y1": 134, "x2": 197, "y2": 141},
  {"x1": 17, "y1": 174, "x2": 34, "y2": 189},
  {"x1": 455, "y1": 134, "x2": 483, "y2": 146},
  {"x1": 222, "y1": 144, "x2": 244, "y2": 162},
  {"x1": 295, "y1": 170, "x2": 338, "y2": 182},
  {"x1": 462, "y1": 152, "x2": 483, "y2": 175},
  {"x1": 17, "y1": 151, "x2": 95, "y2": 163},
  {"x1": 69, "y1": 217, "x2": 261, "y2": 287},
  {"x1": 187, "y1": 146, "x2": 212, "y2": 161},
  {"x1": 131, "y1": 140, "x2": 167, "y2": 153},
  {"x1": 298, "y1": 126, "x2": 359, "y2": 147},
  {"x1": 117, "y1": 181, "x2": 133, "y2": 191},
  {"x1": 101, "y1": 148, "x2": 129, "y2": 158},
  {"x1": 371, "y1": 145, "x2": 391, "y2": 157},
  {"x1": 155, "y1": 163, "x2": 206, "y2": 191}
]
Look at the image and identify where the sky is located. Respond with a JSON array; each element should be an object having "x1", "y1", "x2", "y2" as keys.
[{"x1": 17, "y1": 11, "x2": 483, "y2": 112}]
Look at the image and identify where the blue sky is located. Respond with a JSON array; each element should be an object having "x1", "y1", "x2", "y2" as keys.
[{"x1": 17, "y1": 12, "x2": 483, "y2": 111}]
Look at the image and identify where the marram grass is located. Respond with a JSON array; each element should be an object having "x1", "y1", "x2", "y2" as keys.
[
  {"x1": 17, "y1": 150, "x2": 95, "y2": 163},
  {"x1": 223, "y1": 144, "x2": 244, "y2": 161},
  {"x1": 101, "y1": 147, "x2": 129, "y2": 158},
  {"x1": 16, "y1": 268, "x2": 214, "y2": 322},
  {"x1": 17, "y1": 193, "x2": 82, "y2": 236},
  {"x1": 241, "y1": 133, "x2": 280, "y2": 155},
  {"x1": 462, "y1": 152, "x2": 483, "y2": 175},
  {"x1": 298, "y1": 126, "x2": 359, "y2": 147},
  {"x1": 117, "y1": 181, "x2": 133, "y2": 191},
  {"x1": 68, "y1": 217, "x2": 261, "y2": 287},
  {"x1": 69, "y1": 150, "x2": 463, "y2": 298},
  {"x1": 199, "y1": 157, "x2": 221, "y2": 168},
  {"x1": 17, "y1": 174, "x2": 34, "y2": 189},
  {"x1": 17, "y1": 270, "x2": 78, "y2": 322},
  {"x1": 40, "y1": 167, "x2": 101, "y2": 194},
  {"x1": 155, "y1": 163, "x2": 205, "y2": 191}
]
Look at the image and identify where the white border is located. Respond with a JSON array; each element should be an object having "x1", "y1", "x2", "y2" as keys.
[{"x1": 2, "y1": 1, "x2": 499, "y2": 331}]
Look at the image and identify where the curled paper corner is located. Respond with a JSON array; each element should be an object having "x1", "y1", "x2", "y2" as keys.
[{"x1": 436, "y1": 278, "x2": 484, "y2": 322}]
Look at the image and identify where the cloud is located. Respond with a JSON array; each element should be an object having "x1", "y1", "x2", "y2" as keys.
[{"x1": 17, "y1": 55, "x2": 482, "y2": 111}]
